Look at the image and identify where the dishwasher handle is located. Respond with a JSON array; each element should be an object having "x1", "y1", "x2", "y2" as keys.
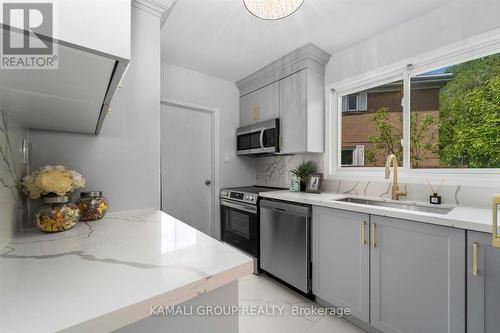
[{"x1": 260, "y1": 199, "x2": 311, "y2": 217}]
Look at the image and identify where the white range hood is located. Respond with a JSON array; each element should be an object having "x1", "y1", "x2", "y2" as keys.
[{"x1": 0, "y1": 0, "x2": 131, "y2": 134}]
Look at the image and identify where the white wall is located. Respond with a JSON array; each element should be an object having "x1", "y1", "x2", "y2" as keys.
[
  {"x1": 161, "y1": 63, "x2": 256, "y2": 189},
  {"x1": 0, "y1": 110, "x2": 27, "y2": 248},
  {"x1": 326, "y1": 0, "x2": 500, "y2": 85},
  {"x1": 29, "y1": 6, "x2": 161, "y2": 213}
]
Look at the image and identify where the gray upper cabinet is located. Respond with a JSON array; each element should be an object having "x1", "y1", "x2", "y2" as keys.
[
  {"x1": 467, "y1": 230, "x2": 500, "y2": 333},
  {"x1": 279, "y1": 69, "x2": 324, "y2": 154},
  {"x1": 0, "y1": 43, "x2": 128, "y2": 135},
  {"x1": 370, "y1": 215, "x2": 465, "y2": 333},
  {"x1": 312, "y1": 207, "x2": 370, "y2": 322},
  {"x1": 237, "y1": 44, "x2": 330, "y2": 155},
  {"x1": 239, "y1": 82, "x2": 279, "y2": 126}
]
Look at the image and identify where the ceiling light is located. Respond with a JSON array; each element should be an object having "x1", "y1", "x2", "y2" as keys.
[{"x1": 244, "y1": 0, "x2": 305, "y2": 20}]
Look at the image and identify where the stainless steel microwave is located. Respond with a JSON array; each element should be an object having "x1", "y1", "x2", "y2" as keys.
[{"x1": 237, "y1": 118, "x2": 280, "y2": 155}]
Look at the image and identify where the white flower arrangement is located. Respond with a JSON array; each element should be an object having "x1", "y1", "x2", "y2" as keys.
[{"x1": 22, "y1": 165, "x2": 86, "y2": 199}]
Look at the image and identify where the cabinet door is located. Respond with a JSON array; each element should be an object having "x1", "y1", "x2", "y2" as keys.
[
  {"x1": 312, "y1": 207, "x2": 370, "y2": 322},
  {"x1": 279, "y1": 70, "x2": 307, "y2": 154},
  {"x1": 239, "y1": 82, "x2": 279, "y2": 126},
  {"x1": 467, "y1": 231, "x2": 500, "y2": 333},
  {"x1": 370, "y1": 215, "x2": 465, "y2": 333}
]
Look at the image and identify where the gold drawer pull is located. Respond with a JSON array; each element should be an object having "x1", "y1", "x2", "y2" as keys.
[
  {"x1": 361, "y1": 221, "x2": 367, "y2": 245},
  {"x1": 472, "y1": 242, "x2": 479, "y2": 276},
  {"x1": 371, "y1": 223, "x2": 377, "y2": 248},
  {"x1": 493, "y1": 194, "x2": 500, "y2": 248}
]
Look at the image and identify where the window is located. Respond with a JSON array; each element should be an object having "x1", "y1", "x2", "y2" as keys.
[
  {"x1": 342, "y1": 93, "x2": 368, "y2": 112},
  {"x1": 341, "y1": 146, "x2": 365, "y2": 166},
  {"x1": 348, "y1": 95, "x2": 358, "y2": 110},
  {"x1": 335, "y1": 50, "x2": 500, "y2": 172},
  {"x1": 340, "y1": 79, "x2": 403, "y2": 167},
  {"x1": 410, "y1": 53, "x2": 500, "y2": 169}
]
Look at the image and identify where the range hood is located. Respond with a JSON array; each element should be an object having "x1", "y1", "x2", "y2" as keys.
[{"x1": 0, "y1": 1, "x2": 130, "y2": 135}]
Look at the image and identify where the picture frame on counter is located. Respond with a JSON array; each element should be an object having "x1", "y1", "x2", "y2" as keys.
[{"x1": 306, "y1": 173, "x2": 323, "y2": 193}]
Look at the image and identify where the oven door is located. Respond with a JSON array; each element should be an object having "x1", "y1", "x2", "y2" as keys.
[{"x1": 220, "y1": 199, "x2": 259, "y2": 258}]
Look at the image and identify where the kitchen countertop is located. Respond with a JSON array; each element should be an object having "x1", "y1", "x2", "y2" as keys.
[
  {"x1": 0, "y1": 209, "x2": 253, "y2": 333},
  {"x1": 260, "y1": 191, "x2": 494, "y2": 233}
]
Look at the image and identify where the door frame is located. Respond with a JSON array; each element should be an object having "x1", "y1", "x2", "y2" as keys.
[{"x1": 160, "y1": 98, "x2": 220, "y2": 238}]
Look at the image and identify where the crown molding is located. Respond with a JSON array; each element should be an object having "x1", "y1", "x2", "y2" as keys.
[
  {"x1": 131, "y1": 0, "x2": 175, "y2": 20},
  {"x1": 236, "y1": 43, "x2": 332, "y2": 96}
]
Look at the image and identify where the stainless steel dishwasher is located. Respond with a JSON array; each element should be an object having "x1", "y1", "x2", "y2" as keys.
[{"x1": 260, "y1": 199, "x2": 311, "y2": 294}]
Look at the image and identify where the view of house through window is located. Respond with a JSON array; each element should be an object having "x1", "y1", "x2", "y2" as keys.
[
  {"x1": 410, "y1": 53, "x2": 500, "y2": 168},
  {"x1": 340, "y1": 52, "x2": 500, "y2": 169},
  {"x1": 341, "y1": 79, "x2": 404, "y2": 167}
]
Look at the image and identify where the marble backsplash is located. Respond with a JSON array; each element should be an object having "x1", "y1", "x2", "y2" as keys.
[
  {"x1": 256, "y1": 154, "x2": 497, "y2": 208},
  {"x1": 0, "y1": 110, "x2": 27, "y2": 248}
]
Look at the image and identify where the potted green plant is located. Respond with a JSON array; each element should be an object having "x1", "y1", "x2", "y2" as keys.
[{"x1": 290, "y1": 161, "x2": 317, "y2": 192}]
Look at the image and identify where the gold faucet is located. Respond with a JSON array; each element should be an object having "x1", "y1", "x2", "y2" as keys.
[{"x1": 385, "y1": 154, "x2": 407, "y2": 201}]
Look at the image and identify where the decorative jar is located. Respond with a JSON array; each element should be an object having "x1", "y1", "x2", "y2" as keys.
[
  {"x1": 35, "y1": 196, "x2": 80, "y2": 232},
  {"x1": 77, "y1": 191, "x2": 109, "y2": 221},
  {"x1": 290, "y1": 175, "x2": 300, "y2": 192}
]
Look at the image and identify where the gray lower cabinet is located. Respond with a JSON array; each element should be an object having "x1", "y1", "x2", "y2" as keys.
[
  {"x1": 467, "y1": 231, "x2": 500, "y2": 333},
  {"x1": 370, "y1": 215, "x2": 465, "y2": 333},
  {"x1": 312, "y1": 207, "x2": 370, "y2": 322}
]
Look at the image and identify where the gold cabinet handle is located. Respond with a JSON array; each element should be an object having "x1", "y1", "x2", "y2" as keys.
[
  {"x1": 493, "y1": 194, "x2": 500, "y2": 248},
  {"x1": 360, "y1": 221, "x2": 367, "y2": 245},
  {"x1": 472, "y1": 242, "x2": 479, "y2": 276},
  {"x1": 371, "y1": 223, "x2": 377, "y2": 248}
]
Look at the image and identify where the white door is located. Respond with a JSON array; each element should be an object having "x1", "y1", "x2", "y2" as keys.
[{"x1": 161, "y1": 103, "x2": 213, "y2": 235}]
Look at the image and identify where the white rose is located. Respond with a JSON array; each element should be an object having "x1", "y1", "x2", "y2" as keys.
[
  {"x1": 40, "y1": 165, "x2": 54, "y2": 172},
  {"x1": 70, "y1": 170, "x2": 86, "y2": 189}
]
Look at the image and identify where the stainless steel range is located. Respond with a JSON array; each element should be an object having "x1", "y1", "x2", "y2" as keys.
[{"x1": 219, "y1": 186, "x2": 279, "y2": 267}]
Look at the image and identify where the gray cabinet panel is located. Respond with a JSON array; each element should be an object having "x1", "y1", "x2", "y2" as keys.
[
  {"x1": 370, "y1": 215, "x2": 465, "y2": 333},
  {"x1": 239, "y1": 82, "x2": 279, "y2": 126},
  {"x1": 312, "y1": 207, "x2": 370, "y2": 322},
  {"x1": 467, "y1": 231, "x2": 500, "y2": 333},
  {"x1": 279, "y1": 70, "x2": 308, "y2": 154}
]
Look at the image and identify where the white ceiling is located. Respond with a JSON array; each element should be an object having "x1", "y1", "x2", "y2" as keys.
[{"x1": 161, "y1": 0, "x2": 452, "y2": 82}]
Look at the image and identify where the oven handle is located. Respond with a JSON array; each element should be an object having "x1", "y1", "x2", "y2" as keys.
[{"x1": 220, "y1": 199, "x2": 257, "y2": 214}]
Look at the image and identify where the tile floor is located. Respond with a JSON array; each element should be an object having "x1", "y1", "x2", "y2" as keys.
[{"x1": 238, "y1": 273, "x2": 366, "y2": 333}]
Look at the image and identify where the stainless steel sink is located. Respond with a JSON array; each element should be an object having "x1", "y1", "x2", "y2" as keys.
[{"x1": 337, "y1": 197, "x2": 454, "y2": 215}]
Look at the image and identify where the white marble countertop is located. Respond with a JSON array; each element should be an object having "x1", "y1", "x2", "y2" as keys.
[
  {"x1": 0, "y1": 210, "x2": 253, "y2": 333},
  {"x1": 260, "y1": 191, "x2": 493, "y2": 233}
]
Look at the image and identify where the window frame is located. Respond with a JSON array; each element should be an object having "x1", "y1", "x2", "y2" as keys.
[{"x1": 324, "y1": 36, "x2": 500, "y2": 187}]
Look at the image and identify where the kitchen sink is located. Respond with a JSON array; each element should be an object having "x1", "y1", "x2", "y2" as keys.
[{"x1": 337, "y1": 197, "x2": 454, "y2": 215}]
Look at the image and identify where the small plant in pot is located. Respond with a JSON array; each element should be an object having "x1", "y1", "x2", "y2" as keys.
[
  {"x1": 290, "y1": 161, "x2": 317, "y2": 192},
  {"x1": 22, "y1": 165, "x2": 86, "y2": 232}
]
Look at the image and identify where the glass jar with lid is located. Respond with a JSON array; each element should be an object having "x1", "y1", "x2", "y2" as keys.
[
  {"x1": 77, "y1": 191, "x2": 109, "y2": 221},
  {"x1": 35, "y1": 196, "x2": 80, "y2": 232}
]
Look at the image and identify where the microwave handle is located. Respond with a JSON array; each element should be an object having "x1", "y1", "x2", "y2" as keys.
[{"x1": 259, "y1": 129, "x2": 265, "y2": 149}]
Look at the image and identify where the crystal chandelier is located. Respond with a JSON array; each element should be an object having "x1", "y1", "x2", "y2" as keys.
[{"x1": 244, "y1": 0, "x2": 305, "y2": 20}]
